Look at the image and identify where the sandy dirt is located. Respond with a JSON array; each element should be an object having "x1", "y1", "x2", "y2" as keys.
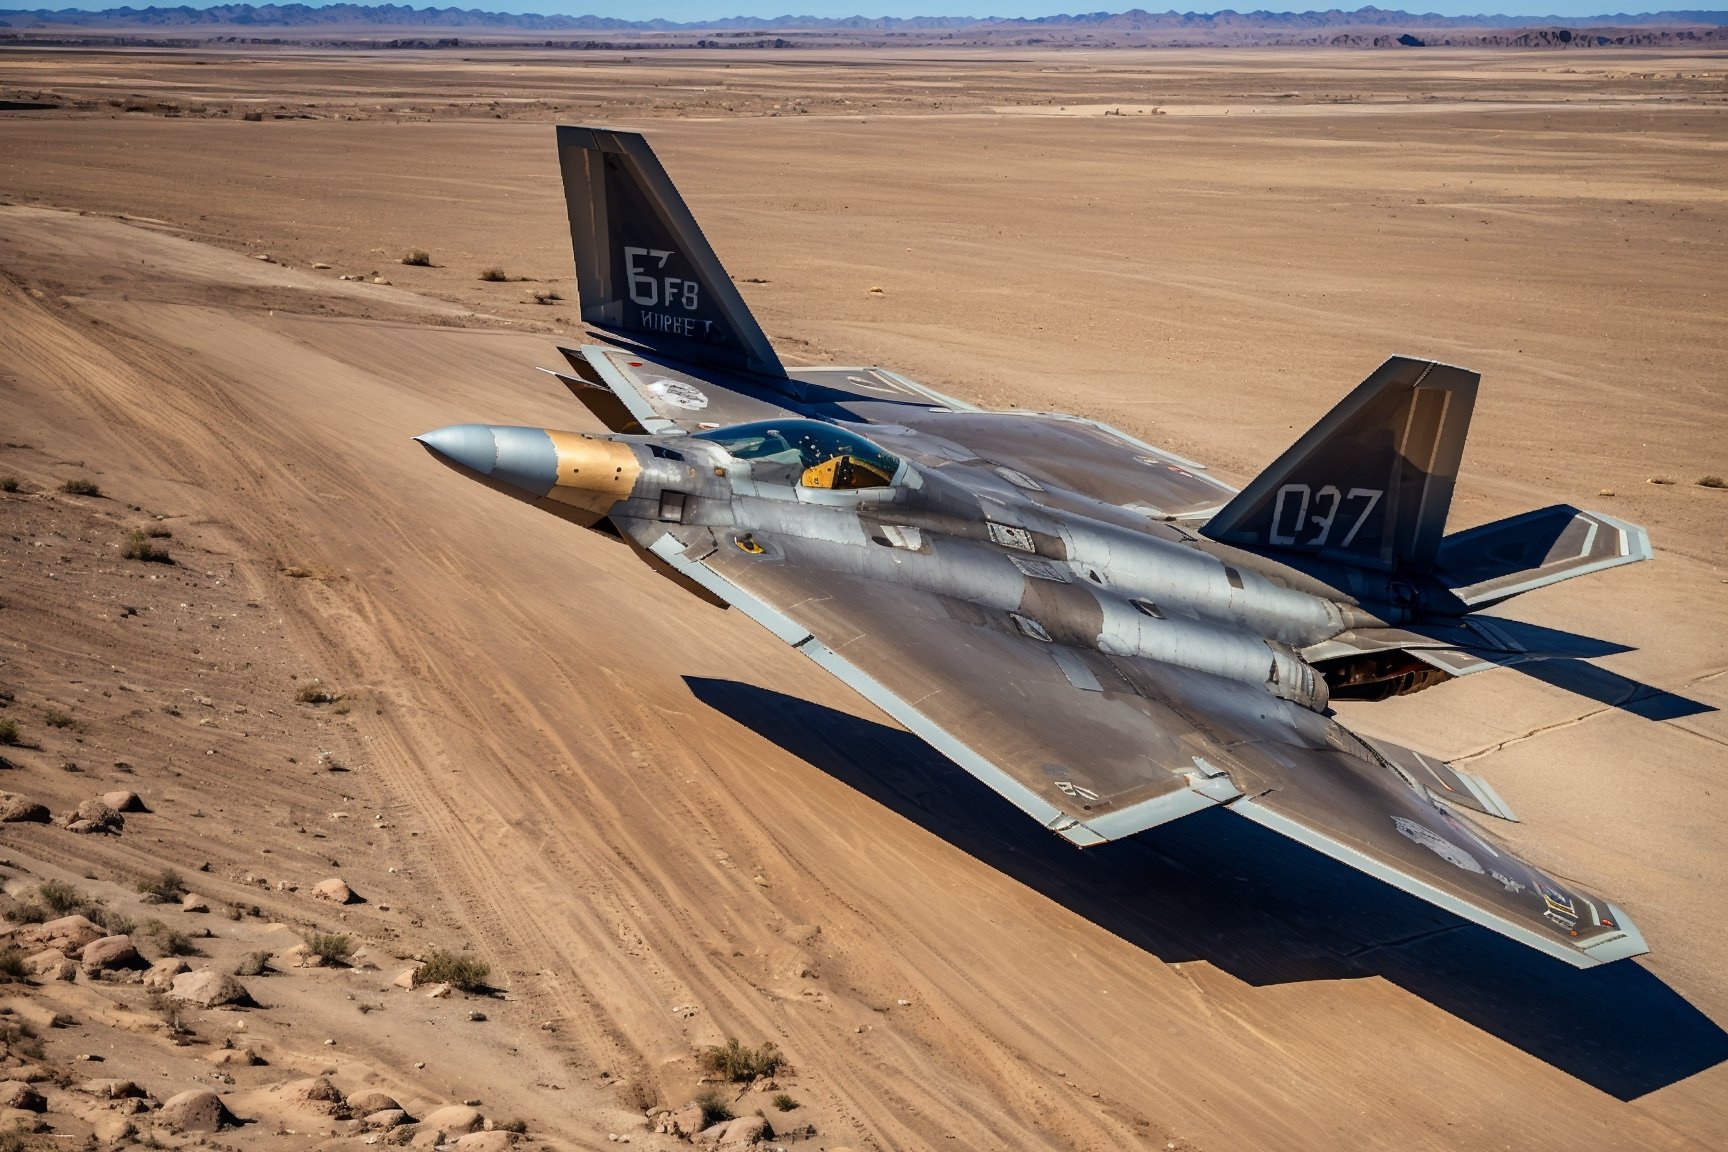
[{"x1": 1, "y1": 46, "x2": 1726, "y2": 1151}]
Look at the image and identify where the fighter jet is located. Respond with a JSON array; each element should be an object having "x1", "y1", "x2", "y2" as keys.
[{"x1": 418, "y1": 125, "x2": 1653, "y2": 968}]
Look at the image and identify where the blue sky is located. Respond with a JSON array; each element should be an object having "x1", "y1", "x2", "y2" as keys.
[{"x1": 0, "y1": 3, "x2": 1706, "y2": 21}]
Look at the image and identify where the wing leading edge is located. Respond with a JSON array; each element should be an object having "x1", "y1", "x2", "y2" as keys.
[{"x1": 641, "y1": 522, "x2": 1645, "y2": 968}]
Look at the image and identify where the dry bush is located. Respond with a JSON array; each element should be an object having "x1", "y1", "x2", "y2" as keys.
[
  {"x1": 1698, "y1": 475, "x2": 1726, "y2": 489},
  {"x1": 477, "y1": 267, "x2": 508, "y2": 282},
  {"x1": 122, "y1": 530, "x2": 172, "y2": 563},
  {"x1": 304, "y1": 932, "x2": 353, "y2": 964},
  {"x1": 38, "y1": 880, "x2": 83, "y2": 915},
  {"x1": 531, "y1": 289, "x2": 562, "y2": 305},
  {"x1": 137, "y1": 869, "x2": 187, "y2": 903},
  {"x1": 699, "y1": 1037, "x2": 784, "y2": 1083},
  {"x1": 60, "y1": 478, "x2": 101, "y2": 496},
  {"x1": 413, "y1": 947, "x2": 489, "y2": 992},
  {"x1": 402, "y1": 249, "x2": 432, "y2": 267},
  {"x1": 138, "y1": 918, "x2": 197, "y2": 958},
  {"x1": 0, "y1": 477, "x2": 18, "y2": 493},
  {"x1": 0, "y1": 947, "x2": 27, "y2": 983},
  {"x1": 296, "y1": 683, "x2": 337, "y2": 705},
  {"x1": 43, "y1": 708, "x2": 77, "y2": 730},
  {"x1": 0, "y1": 719, "x2": 19, "y2": 746},
  {"x1": 772, "y1": 1092, "x2": 798, "y2": 1112},
  {"x1": 693, "y1": 1088, "x2": 733, "y2": 1128}
]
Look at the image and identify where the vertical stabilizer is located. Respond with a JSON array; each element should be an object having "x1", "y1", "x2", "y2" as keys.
[
  {"x1": 1202, "y1": 357, "x2": 1479, "y2": 572},
  {"x1": 556, "y1": 124, "x2": 785, "y2": 378}
]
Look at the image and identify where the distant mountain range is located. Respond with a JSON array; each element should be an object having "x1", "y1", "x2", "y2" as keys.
[{"x1": 6, "y1": 5, "x2": 1727, "y2": 32}]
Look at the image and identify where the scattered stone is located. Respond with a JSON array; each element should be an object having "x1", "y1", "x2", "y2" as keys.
[
  {"x1": 207, "y1": 1046, "x2": 260, "y2": 1066},
  {"x1": 180, "y1": 892, "x2": 210, "y2": 913},
  {"x1": 467, "y1": 1009, "x2": 487, "y2": 1022},
  {"x1": 74, "y1": 798, "x2": 124, "y2": 831},
  {"x1": 250, "y1": 253, "x2": 274, "y2": 262},
  {"x1": 393, "y1": 967, "x2": 418, "y2": 989},
  {"x1": 4, "y1": 998, "x2": 73, "y2": 1030},
  {"x1": 15, "y1": 914, "x2": 103, "y2": 956},
  {"x1": 365, "y1": 1107, "x2": 410, "y2": 1129},
  {"x1": 167, "y1": 968, "x2": 250, "y2": 1008},
  {"x1": 453, "y1": 1132, "x2": 519, "y2": 1150},
  {"x1": 66, "y1": 819, "x2": 101, "y2": 834},
  {"x1": 280, "y1": 1076, "x2": 346, "y2": 1114},
  {"x1": 372, "y1": 277, "x2": 392, "y2": 285},
  {"x1": 662, "y1": 1104, "x2": 706, "y2": 1138},
  {"x1": 77, "y1": 1078, "x2": 144, "y2": 1099},
  {"x1": 313, "y1": 877, "x2": 355, "y2": 904},
  {"x1": 144, "y1": 957, "x2": 191, "y2": 991},
  {"x1": 717, "y1": 1114, "x2": 771, "y2": 1145},
  {"x1": 418, "y1": 1104, "x2": 483, "y2": 1136},
  {"x1": 24, "y1": 949, "x2": 77, "y2": 980},
  {"x1": 349, "y1": 1090, "x2": 401, "y2": 1114},
  {"x1": 423, "y1": 982, "x2": 452, "y2": 999},
  {"x1": 160, "y1": 1087, "x2": 233, "y2": 1132},
  {"x1": 0, "y1": 1081, "x2": 45, "y2": 1112},
  {"x1": 0, "y1": 793, "x2": 50, "y2": 823},
  {"x1": 80, "y1": 934, "x2": 140, "y2": 972},
  {"x1": 312, "y1": 262, "x2": 332, "y2": 269},
  {"x1": 101, "y1": 790, "x2": 146, "y2": 812}
]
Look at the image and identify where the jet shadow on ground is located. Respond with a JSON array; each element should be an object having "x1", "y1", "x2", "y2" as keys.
[{"x1": 685, "y1": 676, "x2": 1728, "y2": 1101}]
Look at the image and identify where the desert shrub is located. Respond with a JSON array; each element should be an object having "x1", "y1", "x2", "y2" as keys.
[
  {"x1": 1699, "y1": 475, "x2": 1726, "y2": 489},
  {"x1": 296, "y1": 683, "x2": 336, "y2": 704},
  {"x1": 0, "y1": 1019, "x2": 43, "y2": 1061},
  {"x1": 145, "y1": 525, "x2": 172, "y2": 538},
  {"x1": 304, "y1": 932, "x2": 353, "y2": 963},
  {"x1": 772, "y1": 1092, "x2": 798, "y2": 1112},
  {"x1": 0, "y1": 946, "x2": 27, "y2": 983},
  {"x1": 0, "y1": 476, "x2": 18, "y2": 493},
  {"x1": 531, "y1": 289, "x2": 561, "y2": 304},
  {"x1": 401, "y1": 249, "x2": 432, "y2": 267},
  {"x1": 138, "y1": 918, "x2": 196, "y2": 957},
  {"x1": 43, "y1": 708, "x2": 76, "y2": 729},
  {"x1": 234, "y1": 950, "x2": 271, "y2": 977},
  {"x1": 413, "y1": 947, "x2": 489, "y2": 992},
  {"x1": 122, "y1": 530, "x2": 171, "y2": 563},
  {"x1": 497, "y1": 1119, "x2": 528, "y2": 1134},
  {"x1": 699, "y1": 1037, "x2": 784, "y2": 1083},
  {"x1": 38, "y1": 880, "x2": 83, "y2": 915},
  {"x1": 0, "y1": 719, "x2": 17, "y2": 746},
  {"x1": 60, "y1": 478, "x2": 101, "y2": 497},
  {"x1": 693, "y1": 1088, "x2": 733, "y2": 1128},
  {"x1": 137, "y1": 868, "x2": 187, "y2": 903},
  {"x1": 88, "y1": 906, "x2": 134, "y2": 935},
  {"x1": 477, "y1": 266, "x2": 508, "y2": 282}
]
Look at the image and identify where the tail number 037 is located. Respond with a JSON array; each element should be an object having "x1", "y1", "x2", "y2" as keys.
[
  {"x1": 1268, "y1": 484, "x2": 1382, "y2": 548},
  {"x1": 624, "y1": 247, "x2": 701, "y2": 311}
]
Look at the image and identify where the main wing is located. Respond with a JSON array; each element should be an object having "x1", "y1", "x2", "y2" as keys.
[{"x1": 638, "y1": 520, "x2": 1645, "y2": 968}]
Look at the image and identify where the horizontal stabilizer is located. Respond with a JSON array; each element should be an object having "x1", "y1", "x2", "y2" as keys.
[{"x1": 1435, "y1": 505, "x2": 1651, "y2": 609}]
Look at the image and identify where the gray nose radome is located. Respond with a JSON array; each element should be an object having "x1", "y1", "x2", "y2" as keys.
[{"x1": 416, "y1": 424, "x2": 559, "y2": 495}]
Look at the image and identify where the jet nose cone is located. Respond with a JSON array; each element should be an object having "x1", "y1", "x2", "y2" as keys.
[{"x1": 414, "y1": 424, "x2": 499, "y2": 476}]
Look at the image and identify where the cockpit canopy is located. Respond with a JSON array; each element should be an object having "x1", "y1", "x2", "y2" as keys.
[{"x1": 693, "y1": 419, "x2": 902, "y2": 490}]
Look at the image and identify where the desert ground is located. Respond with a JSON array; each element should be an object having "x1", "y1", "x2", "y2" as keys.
[{"x1": 0, "y1": 44, "x2": 1726, "y2": 1151}]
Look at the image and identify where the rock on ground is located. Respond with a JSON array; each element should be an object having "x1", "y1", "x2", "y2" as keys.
[
  {"x1": 0, "y1": 1081, "x2": 45, "y2": 1112},
  {"x1": 180, "y1": 892, "x2": 209, "y2": 912},
  {"x1": 348, "y1": 1089, "x2": 401, "y2": 1114},
  {"x1": 365, "y1": 1107, "x2": 410, "y2": 1129},
  {"x1": 312, "y1": 876, "x2": 354, "y2": 903},
  {"x1": 659, "y1": 1104, "x2": 706, "y2": 1138},
  {"x1": 72, "y1": 798, "x2": 123, "y2": 831},
  {"x1": 77, "y1": 1078, "x2": 143, "y2": 1099},
  {"x1": 100, "y1": 789, "x2": 146, "y2": 811},
  {"x1": 0, "y1": 792, "x2": 49, "y2": 823},
  {"x1": 81, "y1": 933, "x2": 139, "y2": 972},
  {"x1": 418, "y1": 1103, "x2": 484, "y2": 1136},
  {"x1": 452, "y1": 1132, "x2": 519, "y2": 1150},
  {"x1": 23, "y1": 949, "x2": 77, "y2": 980},
  {"x1": 159, "y1": 1088, "x2": 232, "y2": 1132},
  {"x1": 279, "y1": 1076, "x2": 346, "y2": 1114},
  {"x1": 14, "y1": 914, "x2": 103, "y2": 956},
  {"x1": 167, "y1": 968, "x2": 249, "y2": 1008},
  {"x1": 143, "y1": 956, "x2": 190, "y2": 991}
]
